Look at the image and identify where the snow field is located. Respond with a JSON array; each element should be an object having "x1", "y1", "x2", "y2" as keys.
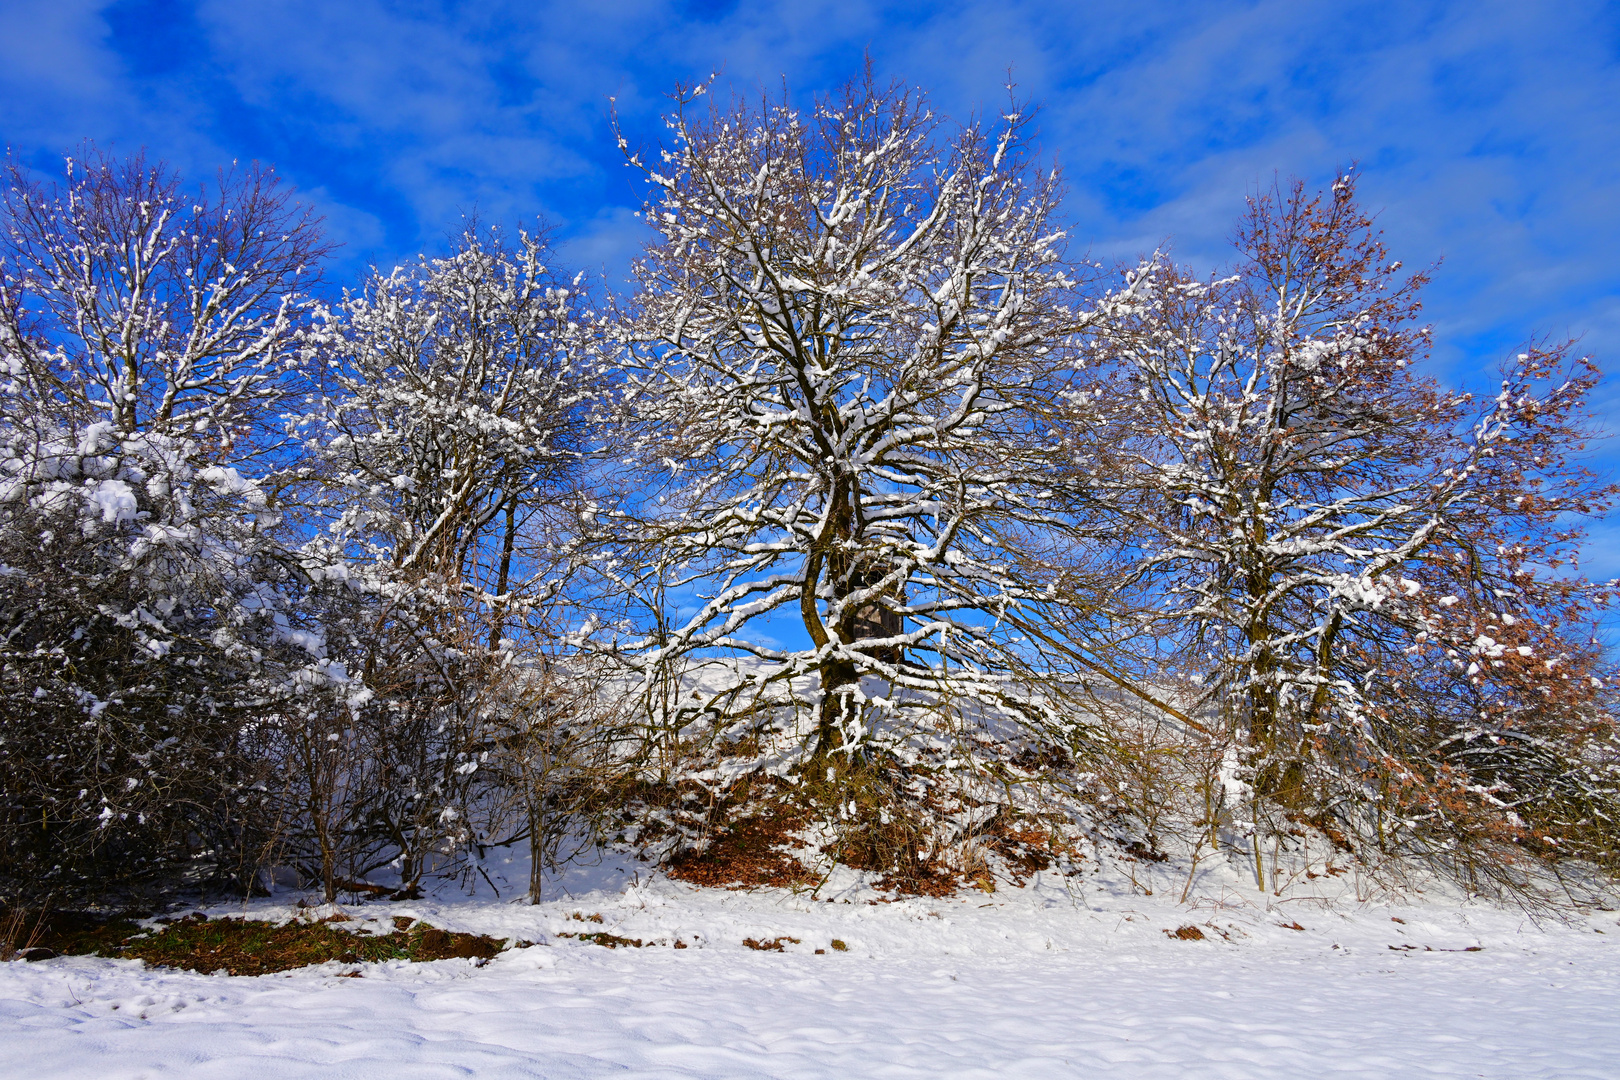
[{"x1": 3, "y1": 869, "x2": 1618, "y2": 1079}]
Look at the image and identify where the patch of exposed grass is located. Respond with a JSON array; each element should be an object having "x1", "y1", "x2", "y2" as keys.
[
  {"x1": 4, "y1": 909, "x2": 507, "y2": 975},
  {"x1": 123, "y1": 914, "x2": 409, "y2": 974}
]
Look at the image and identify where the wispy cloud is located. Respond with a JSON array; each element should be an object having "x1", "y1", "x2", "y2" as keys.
[{"x1": 3, "y1": 0, "x2": 1617, "y2": 393}]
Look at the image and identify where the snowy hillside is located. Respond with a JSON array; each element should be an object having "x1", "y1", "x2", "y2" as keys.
[{"x1": 3, "y1": 854, "x2": 1616, "y2": 1079}]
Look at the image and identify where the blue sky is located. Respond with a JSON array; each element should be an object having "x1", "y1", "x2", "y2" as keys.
[{"x1": 4, "y1": 0, "x2": 1620, "y2": 569}]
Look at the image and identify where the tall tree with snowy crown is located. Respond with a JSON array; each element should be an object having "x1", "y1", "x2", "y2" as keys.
[
  {"x1": 1067, "y1": 174, "x2": 1620, "y2": 883},
  {"x1": 603, "y1": 76, "x2": 1105, "y2": 775}
]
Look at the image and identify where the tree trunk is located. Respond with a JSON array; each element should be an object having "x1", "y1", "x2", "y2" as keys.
[{"x1": 488, "y1": 496, "x2": 517, "y2": 651}]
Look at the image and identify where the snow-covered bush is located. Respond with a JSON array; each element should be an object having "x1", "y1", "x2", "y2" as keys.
[{"x1": 0, "y1": 148, "x2": 334, "y2": 900}]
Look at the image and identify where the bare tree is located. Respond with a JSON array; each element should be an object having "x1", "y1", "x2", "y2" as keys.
[
  {"x1": 1, "y1": 146, "x2": 326, "y2": 446},
  {"x1": 480, "y1": 652, "x2": 629, "y2": 904},
  {"x1": 300, "y1": 221, "x2": 590, "y2": 616},
  {"x1": 596, "y1": 75, "x2": 1108, "y2": 802},
  {"x1": 1067, "y1": 173, "x2": 1620, "y2": 888}
]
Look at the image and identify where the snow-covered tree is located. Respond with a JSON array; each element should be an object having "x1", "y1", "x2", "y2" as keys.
[
  {"x1": 597, "y1": 76, "x2": 1109, "y2": 791},
  {"x1": 302, "y1": 223, "x2": 590, "y2": 619},
  {"x1": 0, "y1": 148, "x2": 332, "y2": 898},
  {"x1": 289, "y1": 224, "x2": 597, "y2": 896},
  {"x1": 1069, "y1": 175, "x2": 1620, "y2": 884}
]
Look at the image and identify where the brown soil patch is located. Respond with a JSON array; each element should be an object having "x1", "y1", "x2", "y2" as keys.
[{"x1": 1, "y1": 908, "x2": 146, "y2": 959}]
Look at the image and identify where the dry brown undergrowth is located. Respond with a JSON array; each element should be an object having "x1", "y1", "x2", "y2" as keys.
[
  {"x1": 660, "y1": 781, "x2": 1083, "y2": 899},
  {"x1": 665, "y1": 808, "x2": 817, "y2": 890}
]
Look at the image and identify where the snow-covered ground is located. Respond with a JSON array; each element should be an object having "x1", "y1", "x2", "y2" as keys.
[{"x1": 4, "y1": 858, "x2": 1617, "y2": 1079}]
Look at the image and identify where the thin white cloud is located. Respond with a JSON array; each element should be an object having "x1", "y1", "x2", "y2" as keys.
[
  {"x1": 0, "y1": 0, "x2": 122, "y2": 147},
  {"x1": 3, "y1": 0, "x2": 1616, "y2": 379}
]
